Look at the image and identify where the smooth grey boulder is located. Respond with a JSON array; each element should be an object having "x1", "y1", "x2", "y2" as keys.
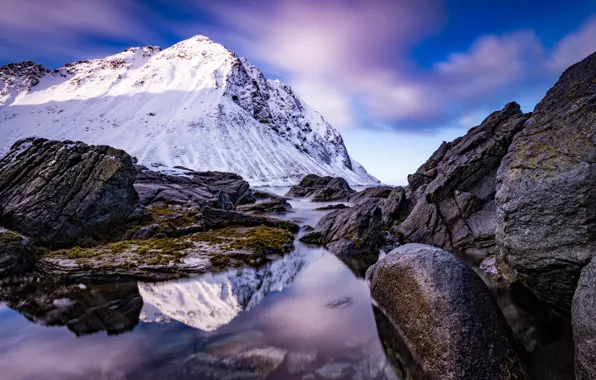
[
  {"x1": 0, "y1": 228, "x2": 41, "y2": 276},
  {"x1": 572, "y1": 257, "x2": 596, "y2": 379},
  {"x1": 496, "y1": 52, "x2": 596, "y2": 313},
  {"x1": 0, "y1": 137, "x2": 139, "y2": 247},
  {"x1": 134, "y1": 167, "x2": 255, "y2": 209},
  {"x1": 285, "y1": 174, "x2": 355, "y2": 201},
  {"x1": 367, "y1": 244, "x2": 526, "y2": 379},
  {"x1": 394, "y1": 102, "x2": 530, "y2": 262}
]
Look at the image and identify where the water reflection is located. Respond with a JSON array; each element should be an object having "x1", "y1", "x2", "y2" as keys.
[{"x1": 139, "y1": 243, "x2": 324, "y2": 331}]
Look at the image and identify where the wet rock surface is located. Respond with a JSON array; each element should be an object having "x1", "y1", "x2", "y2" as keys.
[
  {"x1": 496, "y1": 52, "x2": 596, "y2": 314},
  {"x1": 572, "y1": 257, "x2": 596, "y2": 379},
  {"x1": 0, "y1": 137, "x2": 139, "y2": 247},
  {"x1": 347, "y1": 186, "x2": 393, "y2": 203},
  {"x1": 285, "y1": 174, "x2": 355, "y2": 201},
  {"x1": 367, "y1": 244, "x2": 526, "y2": 379}
]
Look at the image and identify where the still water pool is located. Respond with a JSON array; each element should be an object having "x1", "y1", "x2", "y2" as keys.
[{"x1": 0, "y1": 192, "x2": 397, "y2": 380}]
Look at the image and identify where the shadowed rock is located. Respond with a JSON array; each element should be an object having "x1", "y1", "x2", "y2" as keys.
[
  {"x1": 496, "y1": 52, "x2": 596, "y2": 314},
  {"x1": 0, "y1": 137, "x2": 139, "y2": 247},
  {"x1": 572, "y1": 257, "x2": 596, "y2": 379},
  {"x1": 367, "y1": 244, "x2": 526, "y2": 379},
  {"x1": 285, "y1": 174, "x2": 355, "y2": 201},
  {"x1": 201, "y1": 207, "x2": 299, "y2": 232}
]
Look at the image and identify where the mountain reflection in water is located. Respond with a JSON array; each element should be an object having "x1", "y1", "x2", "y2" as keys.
[{"x1": 0, "y1": 209, "x2": 395, "y2": 380}]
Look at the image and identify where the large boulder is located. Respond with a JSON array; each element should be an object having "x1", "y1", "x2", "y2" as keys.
[
  {"x1": 394, "y1": 102, "x2": 530, "y2": 262},
  {"x1": 0, "y1": 138, "x2": 139, "y2": 247},
  {"x1": 367, "y1": 244, "x2": 526, "y2": 379},
  {"x1": 0, "y1": 227, "x2": 41, "y2": 276},
  {"x1": 572, "y1": 257, "x2": 596, "y2": 379},
  {"x1": 285, "y1": 174, "x2": 355, "y2": 201},
  {"x1": 496, "y1": 52, "x2": 596, "y2": 313},
  {"x1": 135, "y1": 167, "x2": 254, "y2": 209}
]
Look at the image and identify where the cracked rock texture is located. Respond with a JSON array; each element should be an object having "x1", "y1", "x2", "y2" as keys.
[
  {"x1": 0, "y1": 137, "x2": 138, "y2": 247},
  {"x1": 285, "y1": 174, "x2": 355, "y2": 201},
  {"x1": 572, "y1": 257, "x2": 596, "y2": 379},
  {"x1": 134, "y1": 167, "x2": 254, "y2": 209},
  {"x1": 496, "y1": 51, "x2": 596, "y2": 314},
  {"x1": 394, "y1": 102, "x2": 530, "y2": 262}
]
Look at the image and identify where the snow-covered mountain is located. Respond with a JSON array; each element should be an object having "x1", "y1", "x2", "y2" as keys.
[
  {"x1": 0, "y1": 36, "x2": 378, "y2": 185},
  {"x1": 138, "y1": 246, "x2": 324, "y2": 331}
]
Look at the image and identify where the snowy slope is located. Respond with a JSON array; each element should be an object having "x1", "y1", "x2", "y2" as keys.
[
  {"x1": 138, "y1": 246, "x2": 323, "y2": 331},
  {"x1": 0, "y1": 36, "x2": 378, "y2": 185}
]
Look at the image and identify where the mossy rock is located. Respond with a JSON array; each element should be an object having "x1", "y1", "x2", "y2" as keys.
[{"x1": 0, "y1": 228, "x2": 42, "y2": 276}]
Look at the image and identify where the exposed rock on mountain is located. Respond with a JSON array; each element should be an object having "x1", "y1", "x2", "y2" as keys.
[
  {"x1": 0, "y1": 36, "x2": 378, "y2": 186},
  {"x1": 366, "y1": 244, "x2": 526, "y2": 380},
  {"x1": 285, "y1": 174, "x2": 355, "y2": 201},
  {"x1": 572, "y1": 258, "x2": 596, "y2": 379},
  {"x1": 134, "y1": 166, "x2": 254, "y2": 208},
  {"x1": 0, "y1": 137, "x2": 139, "y2": 247},
  {"x1": 394, "y1": 102, "x2": 530, "y2": 262},
  {"x1": 496, "y1": 51, "x2": 596, "y2": 314}
]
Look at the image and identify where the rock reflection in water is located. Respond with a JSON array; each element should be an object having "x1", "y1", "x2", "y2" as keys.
[
  {"x1": 139, "y1": 243, "x2": 324, "y2": 331},
  {"x1": 0, "y1": 281, "x2": 142, "y2": 336}
]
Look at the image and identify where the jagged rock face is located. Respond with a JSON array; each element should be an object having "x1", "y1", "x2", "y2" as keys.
[
  {"x1": 0, "y1": 137, "x2": 139, "y2": 247},
  {"x1": 572, "y1": 257, "x2": 596, "y2": 379},
  {"x1": 496, "y1": 52, "x2": 596, "y2": 314},
  {"x1": 0, "y1": 36, "x2": 378, "y2": 186},
  {"x1": 395, "y1": 102, "x2": 530, "y2": 261},
  {"x1": 134, "y1": 166, "x2": 255, "y2": 208},
  {"x1": 0, "y1": 228, "x2": 41, "y2": 276},
  {"x1": 367, "y1": 244, "x2": 526, "y2": 379},
  {"x1": 285, "y1": 174, "x2": 355, "y2": 201}
]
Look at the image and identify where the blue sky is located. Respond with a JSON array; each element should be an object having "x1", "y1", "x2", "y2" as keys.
[{"x1": 2, "y1": 0, "x2": 596, "y2": 184}]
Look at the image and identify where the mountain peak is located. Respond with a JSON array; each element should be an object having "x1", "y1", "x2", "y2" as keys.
[{"x1": 0, "y1": 35, "x2": 378, "y2": 185}]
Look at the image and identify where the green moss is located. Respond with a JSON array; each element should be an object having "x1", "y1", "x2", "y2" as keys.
[
  {"x1": 193, "y1": 226, "x2": 294, "y2": 254},
  {"x1": 0, "y1": 231, "x2": 23, "y2": 245},
  {"x1": 148, "y1": 205, "x2": 198, "y2": 228}
]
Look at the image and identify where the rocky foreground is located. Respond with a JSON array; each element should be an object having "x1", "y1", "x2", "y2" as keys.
[
  {"x1": 300, "y1": 51, "x2": 596, "y2": 379},
  {"x1": 0, "y1": 137, "x2": 298, "y2": 282}
]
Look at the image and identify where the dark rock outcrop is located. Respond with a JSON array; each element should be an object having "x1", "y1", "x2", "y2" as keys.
[
  {"x1": 394, "y1": 102, "x2": 530, "y2": 262},
  {"x1": 496, "y1": 52, "x2": 596, "y2": 314},
  {"x1": 0, "y1": 138, "x2": 139, "y2": 247},
  {"x1": 367, "y1": 244, "x2": 526, "y2": 379},
  {"x1": 134, "y1": 167, "x2": 255, "y2": 209},
  {"x1": 301, "y1": 187, "x2": 409, "y2": 255},
  {"x1": 301, "y1": 199, "x2": 384, "y2": 255},
  {"x1": 347, "y1": 186, "x2": 394, "y2": 203},
  {"x1": 0, "y1": 228, "x2": 41, "y2": 276},
  {"x1": 285, "y1": 174, "x2": 355, "y2": 201},
  {"x1": 314, "y1": 203, "x2": 349, "y2": 211},
  {"x1": 572, "y1": 257, "x2": 596, "y2": 379},
  {"x1": 235, "y1": 191, "x2": 291, "y2": 213}
]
